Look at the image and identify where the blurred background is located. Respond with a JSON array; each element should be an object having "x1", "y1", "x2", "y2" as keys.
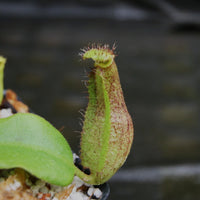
[{"x1": 1, "y1": 0, "x2": 200, "y2": 199}]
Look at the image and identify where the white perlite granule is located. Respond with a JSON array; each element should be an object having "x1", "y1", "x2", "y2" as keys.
[
  {"x1": 6, "y1": 179, "x2": 21, "y2": 191},
  {"x1": 26, "y1": 175, "x2": 102, "y2": 200},
  {"x1": 0, "y1": 169, "x2": 103, "y2": 200},
  {"x1": 73, "y1": 154, "x2": 79, "y2": 162},
  {"x1": 0, "y1": 108, "x2": 13, "y2": 118},
  {"x1": 66, "y1": 176, "x2": 102, "y2": 200},
  {"x1": 87, "y1": 187, "x2": 102, "y2": 198}
]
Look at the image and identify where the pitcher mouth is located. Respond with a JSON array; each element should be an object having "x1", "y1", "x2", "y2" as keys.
[{"x1": 80, "y1": 44, "x2": 116, "y2": 68}]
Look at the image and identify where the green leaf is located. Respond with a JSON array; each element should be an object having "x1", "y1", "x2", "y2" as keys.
[
  {"x1": 0, "y1": 56, "x2": 6, "y2": 104},
  {"x1": 0, "y1": 113, "x2": 75, "y2": 186}
]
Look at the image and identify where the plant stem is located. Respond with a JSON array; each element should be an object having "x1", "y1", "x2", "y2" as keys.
[
  {"x1": 74, "y1": 165, "x2": 96, "y2": 185},
  {"x1": 0, "y1": 56, "x2": 6, "y2": 105}
]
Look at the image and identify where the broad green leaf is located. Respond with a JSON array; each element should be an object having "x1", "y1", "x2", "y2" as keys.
[{"x1": 0, "y1": 113, "x2": 75, "y2": 186}]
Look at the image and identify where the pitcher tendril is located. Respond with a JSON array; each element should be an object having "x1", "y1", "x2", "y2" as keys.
[
  {"x1": 79, "y1": 44, "x2": 134, "y2": 185},
  {"x1": 0, "y1": 56, "x2": 6, "y2": 105}
]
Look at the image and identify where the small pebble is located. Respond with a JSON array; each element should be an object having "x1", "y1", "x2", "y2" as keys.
[
  {"x1": 0, "y1": 178, "x2": 5, "y2": 183},
  {"x1": 87, "y1": 187, "x2": 102, "y2": 199},
  {"x1": 73, "y1": 154, "x2": 79, "y2": 162},
  {"x1": 37, "y1": 193, "x2": 43, "y2": 198},
  {"x1": 6, "y1": 180, "x2": 21, "y2": 191},
  {"x1": 25, "y1": 178, "x2": 33, "y2": 187},
  {"x1": 87, "y1": 187, "x2": 94, "y2": 196},
  {"x1": 72, "y1": 176, "x2": 84, "y2": 188},
  {"x1": 0, "y1": 108, "x2": 13, "y2": 118},
  {"x1": 68, "y1": 191, "x2": 85, "y2": 200},
  {"x1": 40, "y1": 186, "x2": 49, "y2": 193},
  {"x1": 93, "y1": 188, "x2": 102, "y2": 198}
]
